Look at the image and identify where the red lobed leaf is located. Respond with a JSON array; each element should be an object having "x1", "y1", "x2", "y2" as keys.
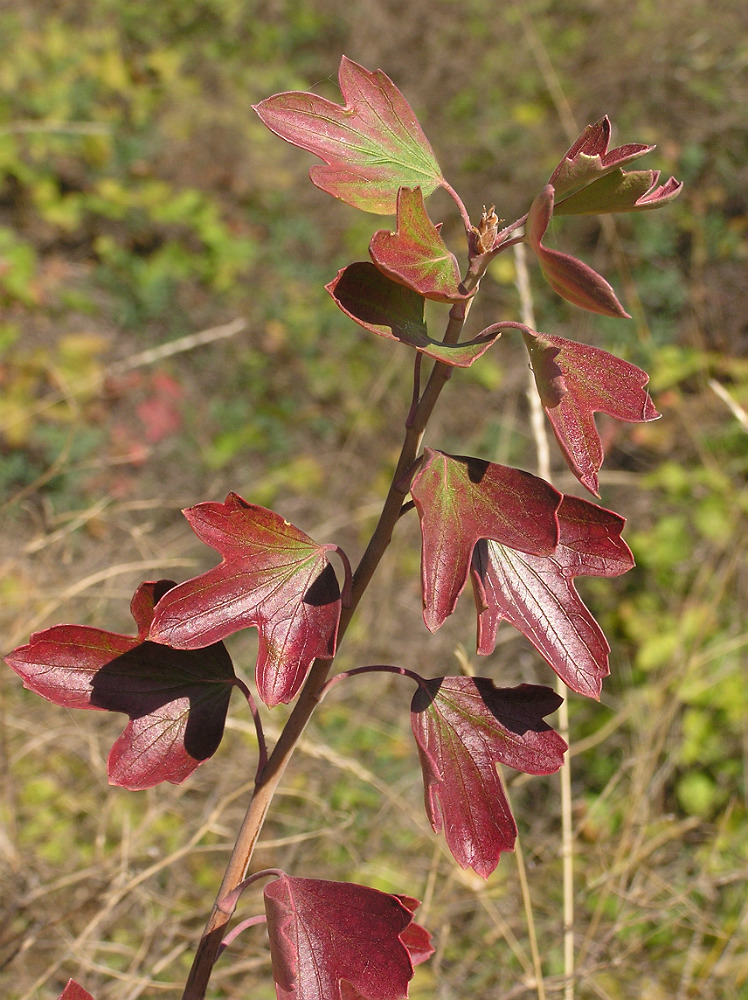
[
  {"x1": 326, "y1": 263, "x2": 499, "y2": 367},
  {"x1": 4, "y1": 581, "x2": 236, "y2": 790},
  {"x1": 149, "y1": 493, "x2": 341, "y2": 707},
  {"x1": 527, "y1": 185, "x2": 630, "y2": 318},
  {"x1": 58, "y1": 982, "x2": 95, "y2": 1000},
  {"x1": 411, "y1": 678, "x2": 566, "y2": 877},
  {"x1": 471, "y1": 495, "x2": 634, "y2": 699},
  {"x1": 525, "y1": 331, "x2": 660, "y2": 495},
  {"x1": 549, "y1": 116, "x2": 653, "y2": 198},
  {"x1": 369, "y1": 187, "x2": 468, "y2": 302},
  {"x1": 253, "y1": 56, "x2": 443, "y2": 215},
  {"x1": 410, "y1": 449, "x2": 561, "y2": 632},
  {"x1": 264, "y1": 874, "x2": 430, "y2": 1000}
]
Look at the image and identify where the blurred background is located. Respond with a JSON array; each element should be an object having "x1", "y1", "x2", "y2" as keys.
[{"x1": 1, "y1": 1, "x2": 746, "y2": 997}]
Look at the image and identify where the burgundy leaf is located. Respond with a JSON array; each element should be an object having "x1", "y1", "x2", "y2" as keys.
[
  {"x1": 471, "y1": 495, "x2": 634, "y2": 699},
  {"x1": 4, "y1": 581, "x2": 236, "y2": 790},
  {"x1": 410, "y1": 449, "x2": 561, "y2": 631},
  {"x1": 150, "y1": 493, "x2": 341, "y2": 707},
  {"x1": 549, "y1": 116, "x2": 654, "y2": 197},
  {"x1": 264, "y1": 875, "x2": 429, "y2": 1000},
  {"x1": 527, "y1": 185, "x2": 630, "y2": 318},
  {"x1": 326, "y1": 263, "x2": 499, "y2": 367},
  {"x1": 253, "y1": 56, "x2": 443, "y2": 215},
  {"x1": 411, "y1": 678, "x2": 566, "y2": 877},
  {"x1": 58, "y1": 982, "x2": 95, "y2": 1000},
  {"x1": 369, "y1": 187, "x2": 467, "y2": 302},
  {"x1": 525, "y1": 331, "x2": 660, "y2": 495}
]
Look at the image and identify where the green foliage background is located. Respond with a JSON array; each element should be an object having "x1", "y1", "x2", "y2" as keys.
[{"x1": 1, "y1": 1, "x2": 746, "y2": 998}]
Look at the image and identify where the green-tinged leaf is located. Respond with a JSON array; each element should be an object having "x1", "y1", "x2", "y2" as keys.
[
  {"x1": 326, "y1": 263, "x2": 499, "y2": 367},
  {"x1": 253, "y1": 56, "x2": 443, "y2": 214},
  {"x1": 527, "y1": 185, "x2": 630, "y2": 318},
  {"x1": 369, "y1": 187, "x2": 467, "y2": 301},
  {"x1": 549, "y1": 116, "x2": 654, "y2": 198},
  {"x1": 555, "y1": 168, "x2": 683, "y2": 215}
]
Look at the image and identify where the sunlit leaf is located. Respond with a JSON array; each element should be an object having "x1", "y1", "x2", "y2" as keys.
[
  {"x1": 410, "y1": 449, "x2": 561, "y2": 631},
  {"x1": 253, "y1": 56, "x2": 443, "y2": 214},
  {"x1": 411, "y1": 678, "x2": 566, "y2": 877},
  {"x1": 150, "y1": 493, "x2": 341, "y2": 707},
  {"x1": 471, "y1": 495, "x2": 634, "y2": 698},
  {"x1": 58, "y1": 982, "x2": 95, "y2": 1000}
]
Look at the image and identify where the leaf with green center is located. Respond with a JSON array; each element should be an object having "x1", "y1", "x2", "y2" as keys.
[
  {"x1": 554, "y1": 168, "x2": 683, "y2": 215},
  {"x1": 411, "y1": 678, "x2": 566, "y2": 877},
  {"x1": 410, "y1": 449, "x2": 561, "y2": 632},
  {"x1": 253, "y1": 56, "x2": 443, "y2": 214},
  {"x1": 369, "y1": 187, "x2": 468, "y2": 302},
  {"x1": 4, "y1": 581, "x2": 236, "y2": 789},
  {"x1": 525, "y1": 331, "x2": 660, "y2": 495},
  {"x1": 150, "y1": 493, "x2": 341, "y2": 707},
  {"x1": 59, "y1": 983, "x2": 95, "y2": 1000},
  {"x1": 471, "y1": 495, "x2": 634, "y2": 699},
  {"x1": 527, "y1": 185, "x2": 630, "y2": 317},
  {"x1": 326, "y1": 263, "x2": 499, "y2": 367},
  {"x1": 264, "y1": 874, "x2": 432, "y2": 1000}
]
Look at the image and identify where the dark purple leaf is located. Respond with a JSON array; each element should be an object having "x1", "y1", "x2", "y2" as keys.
[
  {"x1": 4, "y1": 581, "x2": 236, "y2": 790},
  {"x1": 326, "y1": 263, "x2": 499, "y2": 367},
  {"x1": 471, "y1": 495, "x2": 634, "y2": 698},
  {"x1": 253, "y1": 56, "x2": 443, "y2": 214},
  {"x1": 369, "y1": 187, "x2": 467, "y2": 302},
  {"x1": 264, "y1": 875, "x2": 429, "y2": 1000},
  {"x1": 150, "y1": 493, "x2": 341, "y2": 707},
  {"x1": 527, "y1": 186, "x2": 630, "y2": 318},
  {"x1": 411, "y1": 678, "x2": 566, "y2": 877},
  {"x1": 410, "y1": 449, "x2": 561, "y2": 631},
  {"x1": 525, "y1": 331, "x2": 660, "y2": 495}
]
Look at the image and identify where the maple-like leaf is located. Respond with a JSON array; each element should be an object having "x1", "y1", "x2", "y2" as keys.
[
  {"x1": 549, "y1": 115, "x2": 682, "y2": 214},
  {"x1": 369, "y1": 187, "x2": 467, "y2": 302},
  {"x1": 410, "y1": 449, "x2": 561, "y2": 631},
  {"x1": 150, "y1": 493, "x2": 341, "y2": 707},
  {"x1": 527, "y1": 185, "x2": 630, "y2": 318},
  {"x1": 58, "y1": 982, "x2": 95, "y2": 1000},
  {"x1": 253, "y1": 56, "x2": 443, "y2": 215},
  {"x1": 4, "y1": 581, "x2": 236, "y2": 790},
  {"x1": 264, "y1": 875, "x2": 431, "y2": 1000},
  {"x1": 471, "y1": 495, "x2": 634, "y2": 698},
  {"x1": 525, "y1": 331, "x2": 660, "y2": 495},
  {"x1": 411, "y1": 678, "x2": 566, "y2": 877},
  {"x1": 327, "y1": 263, "x2": 499, "y2": 367}
]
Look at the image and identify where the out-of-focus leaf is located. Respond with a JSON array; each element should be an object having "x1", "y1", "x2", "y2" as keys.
[
  {"x1": 264, "y1": 874, "x2": 430, "y2": 1000},
  {"x1": 471, "y1": 495, "x2": 634, "y2": 698},
  {"x1": 150, "y1": 493, "x2": 341, "y2": 707},
  {"x1": 527, "y1": 185, "x2": 630, "y2": 317},
  {"x1": 58, "y1": 982, "x2": 95, "y2": 1000},
  {"x1": 253, "y1": 56, "x2": 443, "y2": 214},
  {"x1": 411, "y1": 678, "x2": 566, "y2": 877},
  {"x1": 410, "y1": 449, "x2": 561, "y2": 631},
  {"x1": 525, "y1": 331, "x2": 660, "y2": 495},
  {"x1": 326, "y1": 263, "x2": 499, "y2": 367},
  {"x1": 5, "y1": 581, "x2": 236, "y2": 789},
  {"x1": 369, "y1": 187, "x2": 467, "y2": 302}
]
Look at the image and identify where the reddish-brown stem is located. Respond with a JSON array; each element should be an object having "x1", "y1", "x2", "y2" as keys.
[{"x1": 181, "y1": 252, "x2": 494, "y2": 1000}]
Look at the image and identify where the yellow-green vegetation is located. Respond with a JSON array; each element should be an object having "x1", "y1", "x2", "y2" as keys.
[{"x1": 1, "y1": 1, "x2": 746, "y2": 998}]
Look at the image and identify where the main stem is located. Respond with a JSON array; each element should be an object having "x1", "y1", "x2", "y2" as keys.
[{"x1": 181, "y1": 276, "x2": 485, "y2": 1000}]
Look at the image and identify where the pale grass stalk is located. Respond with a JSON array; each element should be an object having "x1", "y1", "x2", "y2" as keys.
[{"x1": 514, "y1": 240, "x2": 575, "y2": 1000}]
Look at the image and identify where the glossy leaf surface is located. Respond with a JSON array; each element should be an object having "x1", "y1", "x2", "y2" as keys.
[
  {"x1": 525, "y1": 331, "x2": 660, "y2": 494},
  {"x1": 327, "y1": 263, "x2": 498, "y2": 367},
  {"x1": 527, "y1": 185, "x2": 630, "y2": 318},
  {"x1": 411, "y1": 678, "x2": 566, "y2": 877},
  {"x1": 150, "y1": 493, "x2": 341, "y2": 707},
  {"x1": 471, "y1": 495, "x2": 634, "y2": 698},
  {"x1": 369, "y1": 187, "x2": 466, "y2": 302},
  {"x1": 264, "y1": 875, "x2": 431, "y2": 1000},
  {"x1": 253, "y1": 56, "x2": 443, "y2": 214},
  {"x1": 410, "y1": 449, "x2": 561, "y2": 631},
  {"x1": 5, "y1": 581, "x2": 236, "y2": 789}
]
